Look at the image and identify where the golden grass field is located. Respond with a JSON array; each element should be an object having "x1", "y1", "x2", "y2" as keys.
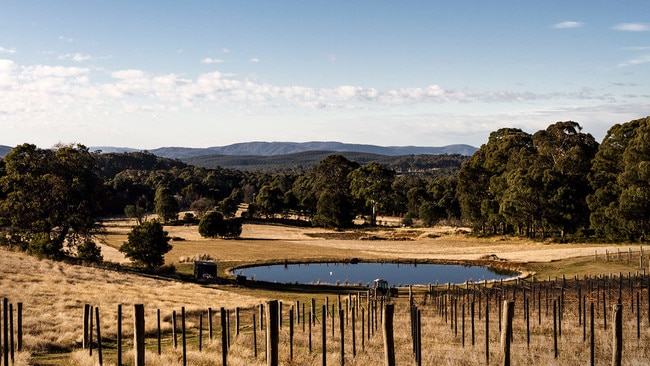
[{"x1": 2, "y1": 217, "x2": 650, "y2": 365}]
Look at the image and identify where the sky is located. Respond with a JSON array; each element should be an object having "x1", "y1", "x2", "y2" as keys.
[{"x1": 1, "y1": 0, "x2": 649, "y2": 149}]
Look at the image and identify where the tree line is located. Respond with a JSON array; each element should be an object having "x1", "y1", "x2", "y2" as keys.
[{"x1": 0, "y1": 116, "x2": 648, "y2": 265}]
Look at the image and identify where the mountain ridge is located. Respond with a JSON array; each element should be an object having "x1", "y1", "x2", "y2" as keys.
[{"x1": 0, "y1": 141, "x2": 477, "y2": 159}]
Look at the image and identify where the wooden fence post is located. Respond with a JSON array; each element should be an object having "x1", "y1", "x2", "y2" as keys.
[
  {"x1": 221, "y1": 307, "x2": 228, "y2": 366},
  {"x1": 612, "y1": 303, "x2": 622, "y2": 366},
  {"x1": 266, "y1": 300, "x2": 279, "y2": 366},
  {"x1": 117, "y1": 304, "x2": 123, "y2": 366},
  {"x1": 500, "y1": 301, "x2": 514, "y2": 366},
  {"x1": 82, "y1": 304, "x2": 90, "y2": 349},
  {"x1": 172, "y1": 310, "x2": 177, "y2": 349},
  {"x1": 16, "y1": 302, "x2": 22, "y2": 352},
  {"x1": 2, "y1": 298, "x2": 7, "y2": 366},
  {"x1": 95, "y1": 307, "x2": 103, "y2": 366},
  {"x1": 382, "y1": 303, "x2": 395, "y2": 366},
  {"x1": 322, "y1": 305, "x2": 327, "y2": 366},
  {"x1": 133, "y1": 304, "x2": 145, "y2": 366},
  {"x1": 339, "y1": 309, "x2": 345, "y2": 365},
  {"x1": 253, "y1": 313, "x2": 258, "y2": 358},
  {"x1": 181, "y1": 307, "x2": 187, "y2": 366},
  {"x1": 156, "y1": 308, "x2": 160, "y2": 356}
]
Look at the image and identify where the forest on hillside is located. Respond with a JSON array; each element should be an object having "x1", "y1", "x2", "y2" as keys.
[{"x1": 0, "y1": 117, "x2": 648, "y2": 263}]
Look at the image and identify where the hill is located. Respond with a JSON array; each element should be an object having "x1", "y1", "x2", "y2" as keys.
[
  {"x1": 0, "y1": 145, "x2": 12, "y2": 158},
  {"x1": 183, "y1": 150, "x2": 468, "y2": 173},
  {"x1": 88, "y1": 141, "x2": 477, "y2": 159}
]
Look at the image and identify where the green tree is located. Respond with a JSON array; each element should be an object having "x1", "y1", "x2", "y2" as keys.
[
  {"x1": 588, "y1": 117, "x2": 649, "y2": 241},
  {"x1": 198, "y1": 211, "x2": 243, "y2": 238},
  {"x1": 349, "y1": 162, "x2": 395, "y2": 225},
  {"x1": 119, "y1": 221, "x2": 172, "y2": 269},
  {"x1": 198, "y1": 211, "x2": 224, "y2": 238},
  {"x1": 0, "y1": 143, "x2": 105, "y2": 260},
  {"x1": 154, "y1": 186, "x2": 179, "y2": 223},
  {"x1": 310, "y1": 155, "x2": 359, "y2": 229}
]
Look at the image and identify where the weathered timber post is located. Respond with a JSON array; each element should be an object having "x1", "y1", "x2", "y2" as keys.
[
  {"x1": 590, "y1": 302, "x2": 595, "y2": 366},
  {"x1": 133, "y1": 304, "x2": 145, "y2": 366},
  {"x1": 339, "y1": 309, "x2": 345, "y2": 366},
  {"x1": 95, "y1": 307, "x2": 103, "y2": 366},
  {"x1": 500, "y1": 301, "x2": 514, "y2": 366},
  {"x1": 181, "y1": 307, "x2": 187, "y2": 366},
  {"x1": 289, "y1": 308, "x2": 294, "y2": 361},
  {"x1": 16, "y1": 302, "x2": 22, "y2": 352},
  {"x1": 208, "y1": 307, "x2": 213, "y2": 340},
  {"x1": 382, "y1": 303, "x2": 395, "y2": 366},
  {"x1": 266, "y1": 300, "x2": 279, "y2": 366},
  {"x1": 117, "y1": 305, "x2": 123, "y2": 366},
  {"x1": 352, "y1": 306, "x2": 356, "y2": 357},
  {"x1": 236, "y1": 307, "x2": 240, "y2": 336},
  {"x1": 155, "y1": 308, "x2": 160, "y2": 356},
  {"x1": 612, "y1": 303, "x2": 622, "y2": 366},
  {"x1": 221, "y1": 307, "x2": 228, "y2": 366},
  {"x1": 82, "y1": 304, "x2": 90, "y2": 349},
  {"x1": 322, "y1": 305, "x2": 327, "y2": 366},
  {"x1": 553, "y1": 300, "x2": 558, "y2": 358},
  {"x1": 172, "y1": 310, "x2": 177, "y2": 348},
  {"x1": 2, "y1": 298, "x2": 7, "y2": 366},
  {"x1": 253, "y1": 313, "x2": 258, "y2": 358}
]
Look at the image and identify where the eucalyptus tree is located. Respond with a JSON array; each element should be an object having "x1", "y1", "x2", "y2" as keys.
[
  {"x1": 532, "y1": 121, "x2": 598, "y2": 238},
  {"x1": 0, "y1": 143, "x2": 105, "y2": 260},
  {"x1": 349, "y1": 162, "x2": 395, "y2": 225}
]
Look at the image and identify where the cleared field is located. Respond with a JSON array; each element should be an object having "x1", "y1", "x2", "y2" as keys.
[{"x1": 2, "y1": 218, "x2": 648, "y2": 365}]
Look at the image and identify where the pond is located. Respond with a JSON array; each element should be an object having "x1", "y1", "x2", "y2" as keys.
[{"x1": 233, "y1": 262, "x2": 517, "y2": 286}]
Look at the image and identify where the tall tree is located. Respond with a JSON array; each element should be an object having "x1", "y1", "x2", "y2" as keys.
[
  {"x1": 154, "y1": 186, "x2": 179, "y2": 223},
  {"x1": 349, "y1": 162, "x2": 395, "y2": 225},
  {"x1": 120, "y1": 221, "x2": 172, "y2": 269},
  {"x1": 0, "y1": 143, "x2": 104, "y2": 259},
  {"x1": 309, "y1": 155, "x2": 359, "y2": 228}
]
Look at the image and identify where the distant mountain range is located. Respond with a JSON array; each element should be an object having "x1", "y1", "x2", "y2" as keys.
[
  {"x1": 91, "y1": 141, "x2": 478, "y2": 159},
  {"x1": 0, "y1": 141, "x2": 477, "y2": 160}
]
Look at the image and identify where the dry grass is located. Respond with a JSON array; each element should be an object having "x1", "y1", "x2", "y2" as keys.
[{"x1": 3, "y1": 217, "x2": 650, "y2": 365}]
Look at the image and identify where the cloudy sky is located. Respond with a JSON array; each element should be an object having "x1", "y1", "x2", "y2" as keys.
[{"x1": 1, "y1": 1, "x2": 649, "y2": 149}]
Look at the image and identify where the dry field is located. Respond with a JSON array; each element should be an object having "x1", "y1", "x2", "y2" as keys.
[{"x1": 2, "y1": 217, "x2": 649, "y2": 365}]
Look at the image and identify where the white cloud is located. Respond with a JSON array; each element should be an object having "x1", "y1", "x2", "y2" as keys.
[
  {"x1": 552, "y1": 21, "x2": 584, "y2": 29},
  {"x1": 58, "y1": 53, "x2": 91, "y2": 62},
  {"x1": 111, "y1": 69, "x2": 145, "y2": 79},
  {"x1": 613, "y1": 23, "x2": 649, "y2": 32},
  {"x1": 249, "y1": 58, "x2": 260, "y2": 63},
  {"x1": 0, "y1": 47, "x2": 16, "y2": 54},
  {"x1": 201, "y1": 57, "x2": 224, "y2": 64},
  {"x1": 222, "y1": 48, "x2": 230, "y2": 54},
  {"x1": 618, "y1": 54, "x2": 650, "y2": 67},
  {"x1": 58, "y1": 36, "x2": 76, "y2": 43}
]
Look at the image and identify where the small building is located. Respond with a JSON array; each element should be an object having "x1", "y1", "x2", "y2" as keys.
[{"x1": 194, "y1": 261, "x2": 217, "y2": 280}]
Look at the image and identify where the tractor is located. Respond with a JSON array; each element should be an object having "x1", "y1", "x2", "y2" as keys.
[{"x1": 372, "y1": 278, "x2": 399, "y2": 298}]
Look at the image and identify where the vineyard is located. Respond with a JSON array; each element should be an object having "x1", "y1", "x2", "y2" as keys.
[{"x1": 4, "y1": 268, "x2": 650, "y2": 365}]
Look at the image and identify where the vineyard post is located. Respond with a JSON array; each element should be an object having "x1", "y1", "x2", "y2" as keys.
[
  {"x1": 289, "y1": 308, "x2": 294, "y2": 361},
  {"x1": 352, "y1": 306, "x2": 356, "y2": 357},
  {"x1": 199, "y1": 312, "x2": 203, "y2": 352},
  {"x1": 209, "y1": 308, "x2": 213, "y2": 340},
  {"x1": 8, "y1": 305, "x2": 13, "y2": 364},
  {"x1": 172, "y1": 310, "x2": 177, "y2": 348},
  {"x1": 181, "y1": 307, "x2": 187, "y2": 366},
  {"x1": 361, "y1": 308, "x2": 365, "y2": 351},
  {"x1": 16, "y1": 302, "x2": 22, "y2": 352},
  {"x1": 133, "y1": 304, "x2": 145, "y2": 366},
  {"x1": 117, "y1": 305, "x2": 123, "y2": 365},
  {"x1": 95, "y1": 307, "x2": 103, "y2": 366},
  {"x1": 486, "y1": 295, "x2": 490, "y2": 365},
  {"x1": 590, "y1": 302, "x2": 595, "y2": 366},
  {"x1": 221, "y1": 307, "x2": 228, "y2": 366},
  {"x1": 266, "y1": 300, "x2": 279, "y2": 366},
  {"x1": 253, "y1": 313, "x2": 258, "y2": 358},
  {"x1": 236, "y1": 307, "x2": 240, "y2": 336},
  {"x1": 155, "y1": 308, "x2": 160, "y2": 355},
  {"x1": 308, "y1": 311, "x2": 312, "y2": 353},
  {"x1": 612, "y1": 303, "x2": 622, "y2": 366},
  {"x1": 500, "y1": 300, "x2": 514, "y2": 366},
  {"x1": 339, "y1": 309, "x2": 344, "y2": 365},
  {"x1": 82, "y1": 304, "x2": 90, "y2": 349},
  {"x1": 89, "y1": 305, "x2": 93, "y2": 356},
  {"x1": 553, "y1": 300, "x2": 558, "y2": 358},
  {"x1": 322, "y1": 305, "x2": 327, "y2": 366},
  {"x1": 382, "y1": 303, "x2": 395, "y2": 366}
]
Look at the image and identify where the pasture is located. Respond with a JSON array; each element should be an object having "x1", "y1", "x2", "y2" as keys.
[{"x1": 1, "y1": 218, "x2": 649, "y2": 365}]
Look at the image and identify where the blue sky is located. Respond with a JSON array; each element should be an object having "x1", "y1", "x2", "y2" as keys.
[{"x1": 1, "y1": 1, "x2": 649, "y2": 149}]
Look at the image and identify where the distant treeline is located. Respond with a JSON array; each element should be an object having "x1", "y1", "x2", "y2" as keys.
[{"x1": 0, "y1": 116, "x2": 649, "y2": 262}]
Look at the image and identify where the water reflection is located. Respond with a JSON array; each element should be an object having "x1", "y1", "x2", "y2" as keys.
[{"x1": 234, "y1": 262, "x2": 516, "y2": 286}]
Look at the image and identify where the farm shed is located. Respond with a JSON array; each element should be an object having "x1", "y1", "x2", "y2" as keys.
[{"x1": 194, "y1": 261, "x2": 217, "y2": 280}]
